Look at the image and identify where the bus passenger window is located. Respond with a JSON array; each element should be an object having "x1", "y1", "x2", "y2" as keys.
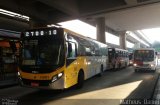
[{"x1": 85, "y1": 48, "x2": 91, "y2": 56}]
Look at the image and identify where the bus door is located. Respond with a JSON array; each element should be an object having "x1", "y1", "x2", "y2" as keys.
[
  {"x1": 108, "y1": 48, "x2": 115, "y2": 68},
  {"x1": 66, "y1": 42, "x2": 78, "y2": 86}
]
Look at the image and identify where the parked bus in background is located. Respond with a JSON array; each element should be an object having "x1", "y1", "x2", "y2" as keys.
[
  {"x1": 0, "y1": 39, "x2": 19, "y2": 82},
  {"x1": 108, "y1": 48, "x2": 129, "y2": 70},
  {"x1": 133, "y1": 48, "x2": 157, "y2": 72},
  {"x1": 18, "y1": 27, "x2": 108, "y2": 89},
  {"x1": 129, "y1": 52, "x2": 133, "y2": 65}
]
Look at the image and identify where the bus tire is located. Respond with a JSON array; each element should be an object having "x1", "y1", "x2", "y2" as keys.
[
  {"x1": 76, "y1": 70, "x2": 84, "y2": 89},
  {"x1": 98, "y1": 65, "x2": 103, "y2": 77}
]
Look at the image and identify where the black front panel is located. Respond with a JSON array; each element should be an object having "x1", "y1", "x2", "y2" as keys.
[
  {"x1": 22, "y1": 78, "x2": 51, "y2": 86},
  {"x1": 20, "y1": 66, "x2": 61, "y2": 73},
  {"x1": 19, "y1": 27, "x2": 65, "y2": 73}
]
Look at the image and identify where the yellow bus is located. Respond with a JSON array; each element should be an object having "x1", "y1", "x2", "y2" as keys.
[{"x1": 18, "y1": 27, "x2": 108, "y2": 89}]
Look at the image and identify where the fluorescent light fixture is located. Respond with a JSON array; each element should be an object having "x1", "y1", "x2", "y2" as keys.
[{"x1": 0, "y1": 8, "x2": 29, "y2": 21}]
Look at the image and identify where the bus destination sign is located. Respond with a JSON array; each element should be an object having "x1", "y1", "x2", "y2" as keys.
[
  {"x1": 24, "y1": 28, "x2": 62, "y2": 37},
  {"x1": 24, "y1": 28, "x2": 60, "y2": 37}
]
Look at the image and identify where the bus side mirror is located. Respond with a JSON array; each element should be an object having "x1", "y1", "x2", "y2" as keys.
[
  {"x1": 68, "y1": 42, "x2": 72, "y2": 53},
  {"x1": 9, "y1": 41, "x2": 17, "y2": 53},
  {"x1": 67, "y1": 42, "x2": 73, "y2": 58}
]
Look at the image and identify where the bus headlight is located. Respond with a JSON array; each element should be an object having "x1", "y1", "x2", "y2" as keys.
[
  {"x1": 58, "y1": 72, "x2": 63, "y2": 78},
  {"x1": 130, "y1": 61, "x2": 133, "y2": 64},
  {"x1": 150, "y1": 64, "x2": 154, "y2": 67},
  {"x1": 17, "y1": 72, "x2": 22, "y2": 80},
  {"x1": 133, "y1": 63, "x2": 137, "y2": 66},
  {"x1": 17, "y1": 72, "x2": 20, "y2": 76},
  {"x1": 51, "y1": 72, "x2": 63, "y2": 83},
  {"x1": 51, "y1": 76, "x2": 57, "y2": 82}
]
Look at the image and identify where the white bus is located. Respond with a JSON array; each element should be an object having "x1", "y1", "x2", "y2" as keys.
[
  {"x1": 133, "y1": 48, "x2": 157, "y2": 72},
  {"x1": 108, "y1": 48, "x2": 129, "y2": 70}
]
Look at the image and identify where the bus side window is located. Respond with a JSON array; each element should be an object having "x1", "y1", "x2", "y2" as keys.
[
  {"x1": 67, "y1": 42, "x2": 77, "y2": 58},
  {"x1": 68, "y1": 42, "x2": 72, "y2": 57},
  {"x1": 85, "y1": 47, "x2": 92, "y2": 56}
]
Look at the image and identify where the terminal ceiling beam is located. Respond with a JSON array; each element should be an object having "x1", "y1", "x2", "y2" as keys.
[
  {"x1": 124, "y1": 0, "x2": 137, "y2": 5},
  {"x1": 0, "y1": 0, "x2": 71, "y2": 24},
  {"x1": 36, "y1": 0, "x2": 79, "y2": 16},
  {"x1": 78, "y1": 0, "x2": 126, "y2": 16},
  {"x1": 0, "y1": 0, "x2": 159, "y2": 46},
  {"x1": 1, "y1": 0, "x2": 160, "y2": 28},
  {"x1": 0, "y1": 14, "x2": 29, "y2": 31},
  {"x1": 0, "y1": 0, "x2": 47, "y2": 23},
  {"x1": 134, "y1": 42, "x2": 141, "y2": 49},
  {"x1": 133, "y1": 31, "x2": 152, "y2": 46}
]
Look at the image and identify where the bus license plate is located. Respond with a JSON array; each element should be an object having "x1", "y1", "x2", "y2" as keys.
[{"x1": 31, "y1": 83, "x2": 39, "y2": 87}]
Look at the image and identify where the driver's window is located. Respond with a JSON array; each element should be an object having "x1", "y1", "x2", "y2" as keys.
[{"x1": 67, "y1": 42, "x2": 76, "y2": 58}]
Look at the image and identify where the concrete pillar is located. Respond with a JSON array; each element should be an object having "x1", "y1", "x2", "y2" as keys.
[
  {"x1": 134, "y1": 42, "x2": 140, "y2": 49},
  {"x1": 96, "y1": 17, "x2": 106, "y2": 44},
  {"x1": 119, "y1": 31, "x2": 127, "y2": 50}
]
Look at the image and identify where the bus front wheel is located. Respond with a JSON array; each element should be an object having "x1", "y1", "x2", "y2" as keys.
[{"x1": 76, "y1": 70, "x2": 84, "y2": 89}]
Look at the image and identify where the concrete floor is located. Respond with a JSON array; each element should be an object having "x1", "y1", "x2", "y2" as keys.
[{"x1": 0, "y1": 66, "x2": 159, "y2": 105}]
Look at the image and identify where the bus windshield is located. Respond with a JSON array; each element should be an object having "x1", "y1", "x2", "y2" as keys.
[
  {"x1": 21, "y1": 36, "x2": 64, "y2": 66},
  {"x1": 134, "y1": 50, "x2": 154, "y2": 61}
]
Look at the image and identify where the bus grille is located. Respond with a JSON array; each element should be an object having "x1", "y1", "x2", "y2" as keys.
[{"x1": 143, "y1": 64, "x2": 150, "y2": 67}]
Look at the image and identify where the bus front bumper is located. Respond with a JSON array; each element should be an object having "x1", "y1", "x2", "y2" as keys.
[
  {"x1": 19, "y1": 76, "x2": 65, "y2": 90},
  {"x1": 134, "y1": 66, "x2": 156, "y2": 71}
]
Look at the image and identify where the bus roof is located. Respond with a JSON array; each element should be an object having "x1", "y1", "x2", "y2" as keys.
[
  {"x1": 134, "y1": 48, "x2": 155, "y2": 51},
  {"x1": 108, "y1": 47, "x2": 128, "y2": 52}
]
